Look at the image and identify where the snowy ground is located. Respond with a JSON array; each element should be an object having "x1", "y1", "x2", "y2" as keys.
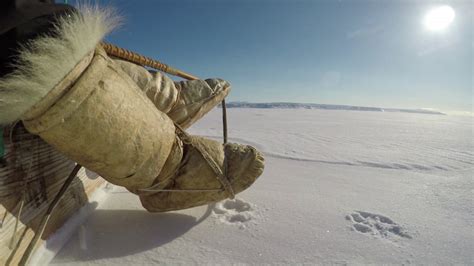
[{"x1": 50, "y1": 108, "x2": 473, "y2": 265}]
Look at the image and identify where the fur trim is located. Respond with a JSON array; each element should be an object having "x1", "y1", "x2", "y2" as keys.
[{"x1": 0, "y1": 5, "x2": 120, "y2": 125}]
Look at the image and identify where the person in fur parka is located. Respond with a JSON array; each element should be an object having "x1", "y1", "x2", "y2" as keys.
[{"x1": 0, "y1": 0, "x2": 264, "y2": 212}]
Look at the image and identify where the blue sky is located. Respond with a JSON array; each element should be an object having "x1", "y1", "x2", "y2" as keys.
[{"x1": 72, "y1": 0, "x2": 472, "y2": 113}]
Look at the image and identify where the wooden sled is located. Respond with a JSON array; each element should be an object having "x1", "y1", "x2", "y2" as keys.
[{"x1": 0, "y1": 124, "x2": 105, "y2": 265}]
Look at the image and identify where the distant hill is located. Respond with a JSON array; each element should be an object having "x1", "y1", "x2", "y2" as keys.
[{"x1": 223, "y1": 102, "x2": 446, "y2": 115}]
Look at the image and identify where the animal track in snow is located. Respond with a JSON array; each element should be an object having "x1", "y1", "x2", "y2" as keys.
[
  {"x1": 213, "y1": 198, "x2": 256, "y2": 227},
  {"x1": 346, "y1": 211, "x2": 412, "y2": 239}
]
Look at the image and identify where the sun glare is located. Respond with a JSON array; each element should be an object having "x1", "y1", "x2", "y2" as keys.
[{"x1": 423, "y1": 5, "x2": 455, "y2": 31}]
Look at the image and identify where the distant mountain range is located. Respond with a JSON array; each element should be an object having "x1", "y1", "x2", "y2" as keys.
[{"x1": 223, "y1": 102, "x2": 446, "y2": 115}]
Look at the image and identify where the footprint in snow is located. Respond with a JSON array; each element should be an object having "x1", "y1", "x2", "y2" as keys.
[
  {"x1": 213, "y1": 198, "x2": 256, "y2": 227},
  {"x1": 346, "y1": 211, "x2": 412, "y2": 239}
]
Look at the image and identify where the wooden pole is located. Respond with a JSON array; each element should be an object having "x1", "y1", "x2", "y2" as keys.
[
  {"x1": 101, "y1": 42, "x2": 199, "y2": 81},
  {"x1": 19, "y1": 164, "x2": 82, "y2": 266}
]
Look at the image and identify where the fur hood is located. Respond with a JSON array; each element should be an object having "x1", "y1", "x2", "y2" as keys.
[{"x1": 0, "y1": 5, "x2": 119, "y2": 125}]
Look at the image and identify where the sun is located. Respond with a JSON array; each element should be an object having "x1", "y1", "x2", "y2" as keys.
[{"x1": 423, "y1": 5, "x2": 456, "y2": 31}]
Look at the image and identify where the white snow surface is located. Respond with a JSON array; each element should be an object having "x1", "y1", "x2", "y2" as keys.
[{"x1": 50, "y1": 109, "x2": 473, "y2": 265}]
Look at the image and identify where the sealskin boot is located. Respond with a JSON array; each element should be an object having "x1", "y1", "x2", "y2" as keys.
[
  {"x1": 136, "y1": 132, "x2": 265, "y2": 212},
  {"x1": 115, "y1": 59, "x2": 230, "y2": 128}
]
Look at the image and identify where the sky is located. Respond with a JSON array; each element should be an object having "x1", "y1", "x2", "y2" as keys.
[{"x1": 71, "y1": 0, "x2": 472, "y2": 114}]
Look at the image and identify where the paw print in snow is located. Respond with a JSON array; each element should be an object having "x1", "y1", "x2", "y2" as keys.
[
  {"x1": 346, "y1": 211, "x2": 411, "y2": 239},
  {"x1": 213, "y1": 198, "x2": 256, "y2": 227}
]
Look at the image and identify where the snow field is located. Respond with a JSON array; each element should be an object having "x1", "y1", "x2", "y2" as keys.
[{"x1": 50, "y1": 109, "x2": 473, "y2": 265}]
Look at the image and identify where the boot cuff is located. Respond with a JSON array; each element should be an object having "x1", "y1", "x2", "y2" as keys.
[{"x1": 0, "y1": 5, "x2": 120, "y2": 125}]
